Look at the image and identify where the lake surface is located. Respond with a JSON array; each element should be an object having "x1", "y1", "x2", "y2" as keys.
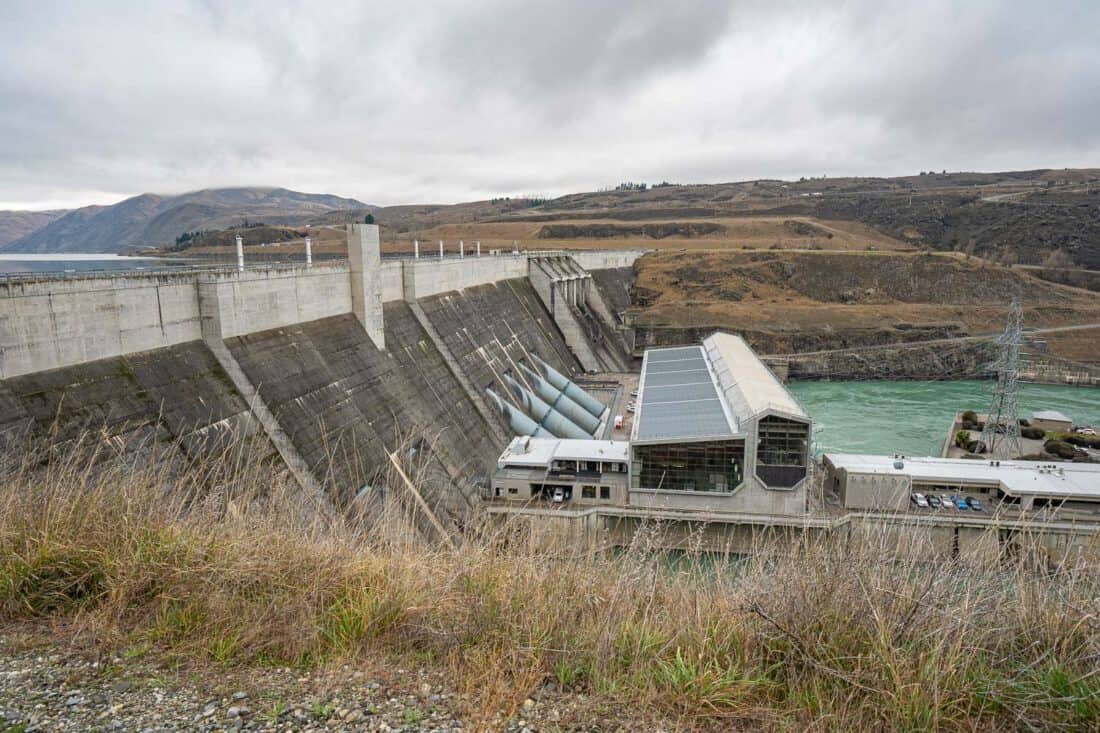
[
  {"x1": 789, "y1": 379, "x2": 1100, "y2": 457},
  {"x1": 0, "y1": 254, "x2": 190, "y2": 275}
]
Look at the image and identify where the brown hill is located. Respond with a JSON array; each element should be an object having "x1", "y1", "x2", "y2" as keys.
[
  {"x1": 1, "y1": 188, "x2": 366, "y2": 254},
  {"x1": 361, "y1": 169, "x2": 1100, "y2": 270},
  {"x1": 0, "y1": 209, "x2": 69, "y2": 247}
]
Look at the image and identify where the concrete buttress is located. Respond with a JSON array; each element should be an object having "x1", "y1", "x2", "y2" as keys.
[{"x1": 348, "y1": 223, "x2": 386, "y2": 350}]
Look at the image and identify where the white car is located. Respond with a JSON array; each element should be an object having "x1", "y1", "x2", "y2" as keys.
[
  {"x1": 552, "y1": 488, "x2": 565, "y2": 503},
  {"x1": 630, "y1": 390, "x2": 639, "y2": 397},
  {"x1": 910, "y1": 492, "x2": 929, "y2": 508},
  {"x1": 1076, "y1": 426, "x2": 1097, "y2": 436}
]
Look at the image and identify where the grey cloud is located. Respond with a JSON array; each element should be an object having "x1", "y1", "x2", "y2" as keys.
[
  {"x1": 0, "y1": 0, "x2": 1098, "y2": 209},
  {"x1": 424, "y1": 0, "x2": 737, "y2": 100}
]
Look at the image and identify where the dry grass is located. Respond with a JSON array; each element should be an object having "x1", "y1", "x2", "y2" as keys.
[
  {"x1": 392, "y1": 215, "x2": 911, "y2": 256},
  {"x1": 1, "y1": 436, "x2": 1098, "y2": 731}
]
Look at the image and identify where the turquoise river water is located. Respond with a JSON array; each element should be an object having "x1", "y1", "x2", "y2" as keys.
[{"x1": 788, "y1": 380, "x2": 1100, "y2": 457}]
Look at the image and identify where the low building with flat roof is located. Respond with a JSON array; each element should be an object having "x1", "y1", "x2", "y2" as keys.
[
  {"x1": 1031, "y1": 410, "x2": 1074, "y2": 433},
  {"x1": 491, "y1": 436, "x2": 630, "y2": 504},
  {"x1": 825, "y1": 453, "x2": 1100, "y2": 517}
]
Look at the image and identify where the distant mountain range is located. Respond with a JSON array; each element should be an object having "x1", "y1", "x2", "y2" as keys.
[
  {"x1": 0, "y1": 209, "x2": 68, "y2": 248},
  {"x1": 3, "y1": 170, "x2": 1099, "y2": 268},
  {"x1": 0, "y1": 187, "x2": 367, "y2": 254}
]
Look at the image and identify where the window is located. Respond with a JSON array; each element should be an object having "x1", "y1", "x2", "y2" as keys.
[
  {"x1": 632, "y1": 440, "x2": 745, "y2": 493},
  {"x1": 599, "y1": 486, "x2": 610, "y2": 500},
  {"x1": 756, "y1": 416, "x2": 809, "y2": 488},
  {"x1": 582, "y1": 486, "x2": 596, "y2": 499},
  {"x1": 507, "y1": 487, "x2": 518, "y2": 495}
]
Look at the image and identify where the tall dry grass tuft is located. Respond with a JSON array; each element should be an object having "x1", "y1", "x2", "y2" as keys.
[{"x1": 1, "y1": 432, "x2": 1098, "y2": 730}]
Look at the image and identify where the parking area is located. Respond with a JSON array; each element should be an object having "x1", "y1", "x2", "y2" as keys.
[{"x1": 909, "y1": 490, "x2": 991, "y2": 513}]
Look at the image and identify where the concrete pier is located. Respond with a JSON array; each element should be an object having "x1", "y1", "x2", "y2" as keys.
[{"x1": 348, "y1": 223, "x2": 385, "y2": 350}]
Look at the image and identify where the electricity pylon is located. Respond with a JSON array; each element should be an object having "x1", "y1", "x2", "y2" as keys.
[{"x1": 981, "y1": 298, "x2": 1023, "y2": 459}]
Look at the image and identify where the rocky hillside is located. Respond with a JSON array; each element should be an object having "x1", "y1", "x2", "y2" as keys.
[
  {"x1": 629, "y1": 250, "x2": 1100, "y2": 357},
  {"x1": 805, "y1": 191, "x2": 1100, "y2": 269},
  {"x1": 1, "y1": 188, "x2": 366, "y2": 254}
]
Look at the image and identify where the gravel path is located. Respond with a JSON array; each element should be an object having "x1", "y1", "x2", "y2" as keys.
[{"x1": 0, "y1": 637, "x2": 627, "y2": 732}]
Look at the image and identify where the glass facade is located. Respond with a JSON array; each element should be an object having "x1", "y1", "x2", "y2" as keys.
[
  {"x1": 632, "y1": 440, "x2": 745, "y2": 493},
  {"x1": 755, "y1": 416, "x2": 809, "y2": 487}
]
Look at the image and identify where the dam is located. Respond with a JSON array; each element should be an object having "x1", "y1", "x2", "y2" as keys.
[
  {"x1": 0, "y1": 224, "x2": 641, "y2": 521},
  {"x1": 3, "y1": 228, "x2": 1098, "y2": 564}
]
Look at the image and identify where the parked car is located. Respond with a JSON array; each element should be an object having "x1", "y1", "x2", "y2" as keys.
[
  {"x1": 630, "y1": 390, "x2": 639, "y2": 397},
  {"x1": 910, "y1": 492, "x2": 929, "y2": 508},
  {"x1": 952, "y1": 495, "x2": 969, "y2": 510},
  {"x1": 966, "y1": 497, "x2": 984, "y2": 511},
  {"x1": 941, "y1": 495, "x2": 955, "y2": 509},
  {"x1": 552, "y1": 488, "x2": 565, "y2": 503},
  {"x1": 626, "y1": 406, "x2": 635, "y2": 413},
  {"x1": 1076, "y1": 426, "x2": 1097, "y2": 436},
  {"x1": 927, "y1": 495, "x2": 943, "y2": 509}
]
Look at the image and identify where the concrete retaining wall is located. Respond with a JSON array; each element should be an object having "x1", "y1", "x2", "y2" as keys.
[
  {"x1": 570, "y1": 250, "x2": 646, "y2": 271},
  {"x1": 197, "y1": 264, "x2": 352, "y2": 340},
  {"x1": 1019, "y1": 350, "x2": 1100, "y2": 386},
  {"x1": 380, "y1": 261, "x2": 405, "y2": 302},
  {"x1": 0, "y1": 272, "x2": 202, "y2": 379},
  {"x1": 402, "y1": 255, "x2": 529, "y2": 301}
]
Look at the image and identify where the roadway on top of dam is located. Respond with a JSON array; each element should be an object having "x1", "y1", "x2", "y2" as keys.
[{"x1": 0, "y1": 250, "x2": 547, "y2": 281}]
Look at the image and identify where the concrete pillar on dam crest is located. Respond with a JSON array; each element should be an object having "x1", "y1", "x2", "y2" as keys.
[{"x1": 348, "y1": 223, "x2": 385, "y2": 350}]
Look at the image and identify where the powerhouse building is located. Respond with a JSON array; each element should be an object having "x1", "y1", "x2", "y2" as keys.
[{"x1": 490, "y1": 332, "x2": 813, "y2": 515}]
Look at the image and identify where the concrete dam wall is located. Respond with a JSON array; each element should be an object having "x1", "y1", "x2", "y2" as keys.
[
  {"x1": 0, "y1": 226, "x2": 643, "y2": 519},
  {"x1": 0, "y1": 340, "x2": 275, "y2": 463}
]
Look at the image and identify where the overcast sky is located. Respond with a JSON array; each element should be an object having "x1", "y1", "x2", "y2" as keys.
[{"x1": 2, "y1": 0, "x2": 1098, "y2": 210}]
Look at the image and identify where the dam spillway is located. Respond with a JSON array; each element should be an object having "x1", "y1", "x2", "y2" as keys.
[{"x1": 0, "y1": 226, "x2": 641, "y2": 520}]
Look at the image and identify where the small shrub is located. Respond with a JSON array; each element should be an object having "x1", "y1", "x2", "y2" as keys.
[
  {"x1": 1044, "y1": 440, "x2": 1080, "y2": 459},
  {"x1": 961, "y1": 410, "x2": 979, "y2": 424},
  {"x1": 1062, "y1": 433, "x2": 1100, "y2": 449},
  {"x1": 955, "y1": 429, "x2": 971, "y2": 448}
]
